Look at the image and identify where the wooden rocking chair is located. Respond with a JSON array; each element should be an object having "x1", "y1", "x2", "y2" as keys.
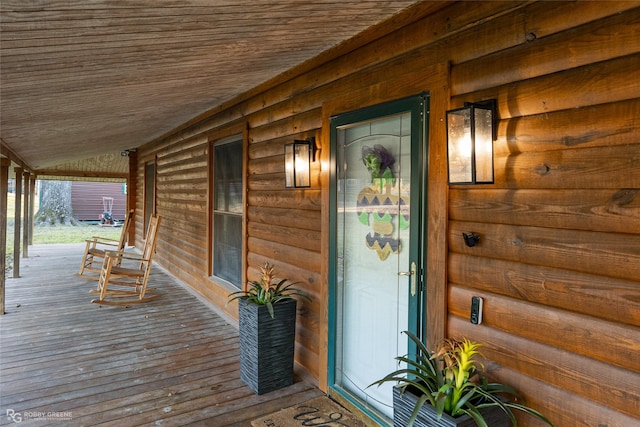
[
  {"x1": 76, "y1": 209, "x2": 135, "y2": 280},
  {"x1": 90, "y1": 214, "x2": 162, "y2": 305}
]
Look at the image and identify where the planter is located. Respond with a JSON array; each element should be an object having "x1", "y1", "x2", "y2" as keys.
[
  {"x1": 393, "y1": 385, "x2": 510, "y2": 427},
  {"x1": 238, "y1": 298, "x2": 297, "y2": 395}
]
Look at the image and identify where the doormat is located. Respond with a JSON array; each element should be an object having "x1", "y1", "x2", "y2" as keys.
[{"x1": 251, "y1": 396, "x2": 368, "y2": 427}]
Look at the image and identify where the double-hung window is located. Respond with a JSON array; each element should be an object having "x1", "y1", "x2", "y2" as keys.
[{"x1": 212, "y1": 137, "x2": 243, "y2": 288}]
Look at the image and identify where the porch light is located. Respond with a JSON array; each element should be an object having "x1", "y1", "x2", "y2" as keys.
[
  {"x1": 446, "y1": 99, "x2": 497, "y2": 184},
  {"x1": 284, "y1": 137, "x2": 316, "y2": 188}
]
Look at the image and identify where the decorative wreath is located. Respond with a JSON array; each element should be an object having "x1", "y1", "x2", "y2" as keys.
[{"x1": 361, "y1": 144, "x2": 395, "y2": 182}]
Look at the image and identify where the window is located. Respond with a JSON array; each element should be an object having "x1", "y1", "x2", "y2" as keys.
[
  {"x1": 212, "y1": 138, "x2": 243, "y2": 288},
  {"x1": 144, "y1": 161, "x2": 156, "y2": 236}
]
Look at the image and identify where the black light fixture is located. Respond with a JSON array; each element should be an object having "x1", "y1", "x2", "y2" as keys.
[
  {"x1": 462, "y1": 232, "x2": 480, "y2": 247},
  {"x1": 446, "y1": 99, "x2": 497, "y2": 184},
  {"x1": 284, "y1": 137, "x2": 316, "y2": 188}
]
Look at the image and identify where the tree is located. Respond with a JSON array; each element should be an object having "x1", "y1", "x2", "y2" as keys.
[{"x1": 35, "y1": 181, "x2": 79, "y2": 226}]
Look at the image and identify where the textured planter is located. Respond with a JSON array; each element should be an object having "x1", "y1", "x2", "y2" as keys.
[
  {"x1": 238, "y1": 298, "x2": 297, "y2": 395},
  {"x1": 393, "y1": 385, "x2": 510, "y2": 427}
]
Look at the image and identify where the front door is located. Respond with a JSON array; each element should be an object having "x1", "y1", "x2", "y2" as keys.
[{"x1": 329, "y1": 95, "x2": 428, "y2": 423}]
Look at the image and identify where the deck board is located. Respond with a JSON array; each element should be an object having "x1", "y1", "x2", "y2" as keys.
[{"x1": 0, "y1": 244, "x2": 322, "y2": 426}]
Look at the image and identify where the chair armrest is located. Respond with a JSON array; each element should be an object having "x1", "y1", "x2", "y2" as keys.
[
  {"x1": 86, "y1": 240, "x2": 119, "y2": 247},
  {"x1": 91, "y1": 236, "x2": 119, "y2": 243},
  {"x1": 85, "y1": 236, "x2": 121, "y2": 249},
  {"x1": 104, "y1": 251, "x2": 147, "y2": 262}
]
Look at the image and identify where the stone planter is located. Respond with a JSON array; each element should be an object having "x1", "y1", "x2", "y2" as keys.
[
  {"x1": 238, "y1": 298, "x2": 297, "y2": 395},
  {"x1": 393, "y1": 385, "x2": 510, "y2": 427}
]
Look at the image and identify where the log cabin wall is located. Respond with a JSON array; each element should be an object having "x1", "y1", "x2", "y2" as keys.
[{"x1": 134, "y1": 2, "x2": 639, "y2": 425}]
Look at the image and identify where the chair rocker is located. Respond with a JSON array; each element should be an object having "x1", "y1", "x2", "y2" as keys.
[
  {"x1": 91, "y1": 215, "x2": 162, "y2": 306},
  {"x1": 75, "y1": 209, "x2": 134, "y2": 280}
]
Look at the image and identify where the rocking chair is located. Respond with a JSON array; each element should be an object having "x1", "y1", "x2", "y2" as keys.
[
  {"x1": 90, "y1": 214, "x2": 162, "y2": 305},
  {"x1": 76, "y1": 209, "x2": 134, "y2": 280}
]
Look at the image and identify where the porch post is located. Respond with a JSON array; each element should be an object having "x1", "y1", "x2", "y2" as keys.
[
  {"x1": 22, "y1": 171, "x2": 30, "y2": 258},
  {"x1": 29, "y1": 175, "x2": 36, "y2": 245},
  {"x1": 12, "y1": 167, "x2": 22, "y2": 278},
  {"x1": 0, "y1": 158, "x2": 10, "y2": 315}
]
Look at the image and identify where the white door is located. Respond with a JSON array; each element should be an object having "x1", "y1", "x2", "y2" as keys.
[{"x1": 330, "y1": 95, "x2": 427, "y2": 422}]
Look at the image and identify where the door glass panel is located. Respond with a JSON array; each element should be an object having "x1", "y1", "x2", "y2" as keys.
[{"x1": 335, "y1": 112, "x2": 412, "y2": 418}]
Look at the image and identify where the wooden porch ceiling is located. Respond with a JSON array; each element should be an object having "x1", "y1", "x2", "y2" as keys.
[
  {"x1": 0, "y1": 0, "x2": 423, "y2": 176},
  {"x1": 0, "y1": 243, "x2": 324, "y2": 425}
]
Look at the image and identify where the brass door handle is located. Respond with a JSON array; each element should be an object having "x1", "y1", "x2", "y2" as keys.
[{"x1": 398, "y1": 261, "x2": 417, "y2": 295}]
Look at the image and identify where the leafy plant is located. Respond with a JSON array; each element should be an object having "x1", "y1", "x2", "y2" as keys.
[
  {"x1": 371, "y1": 331, "x2": 554, "y2": 427},
  {"x1": 227, "y1": 262, "x2": 309, "y2": 318}
]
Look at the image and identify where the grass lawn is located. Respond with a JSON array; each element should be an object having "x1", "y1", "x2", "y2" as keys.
[
  {"x1": 5, "y1": 192, "x2": 121, "y2": 252},
  {"x1": 4, "y1": 192, "x2": 123, "y2": 277},
  {"x1": 32, "y1": 223, "x2": 123, "y2": 244}
]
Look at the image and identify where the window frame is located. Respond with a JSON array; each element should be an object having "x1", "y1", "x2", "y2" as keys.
[
  {"x1": 209, "y1": 132, "x2": 247, "y2": 290},
  {"x1": 143, "y1": 159, "x2": 156, "y2": 238}
]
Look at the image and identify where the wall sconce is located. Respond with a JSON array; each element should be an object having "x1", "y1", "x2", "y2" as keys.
[
  {"x1": 284, "y1": 137, "x2": 316, "y2": 188},
  {"x1": 446, "y1": 99, "x2": 497, "y2": 184}
]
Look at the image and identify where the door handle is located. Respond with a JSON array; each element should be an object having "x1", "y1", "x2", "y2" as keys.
[{"x1": 398, "y1": 261, "x2": 417, "y2": 296}]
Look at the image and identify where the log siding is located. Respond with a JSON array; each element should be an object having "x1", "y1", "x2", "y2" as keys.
[{"x1": 135, "y1": 2, "x2": 640, "y2": 425}]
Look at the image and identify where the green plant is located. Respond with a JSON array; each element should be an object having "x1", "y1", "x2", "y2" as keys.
[
  {"x1": 228, "y1": 262, "x2": 309, "y2": 318},
  {"x1": 372, "y1": 331, "x2": 554, "y2": 427}
]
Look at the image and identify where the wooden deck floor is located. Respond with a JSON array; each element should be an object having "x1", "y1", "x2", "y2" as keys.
[{"x1": 0, "y1": 244, "x2": 322, "y2": 426}]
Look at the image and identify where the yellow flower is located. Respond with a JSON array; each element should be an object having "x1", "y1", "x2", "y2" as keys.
[
  {"x1": 452, "y1": 338, "x2": 482, "y2": 389},
  {"x1": 259, "y1": 262, "x2": 275, "y2": 292}
]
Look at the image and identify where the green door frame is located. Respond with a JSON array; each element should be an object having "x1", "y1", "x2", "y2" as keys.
[{"x1": 327, "y1": 93, "x2": 430, "y2": 424}]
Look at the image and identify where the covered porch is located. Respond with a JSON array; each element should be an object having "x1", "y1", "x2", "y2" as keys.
[{"x1": 0, "y1": 244, "x2": 322, "y2": 426}]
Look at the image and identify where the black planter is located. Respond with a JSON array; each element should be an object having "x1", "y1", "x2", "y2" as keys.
[
  {"x1": 393, "y1": 385, "x2": 510, "y2": 427},
  {"x1": 238, "y1": 298, "x2": 297, "y2": 395}
]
